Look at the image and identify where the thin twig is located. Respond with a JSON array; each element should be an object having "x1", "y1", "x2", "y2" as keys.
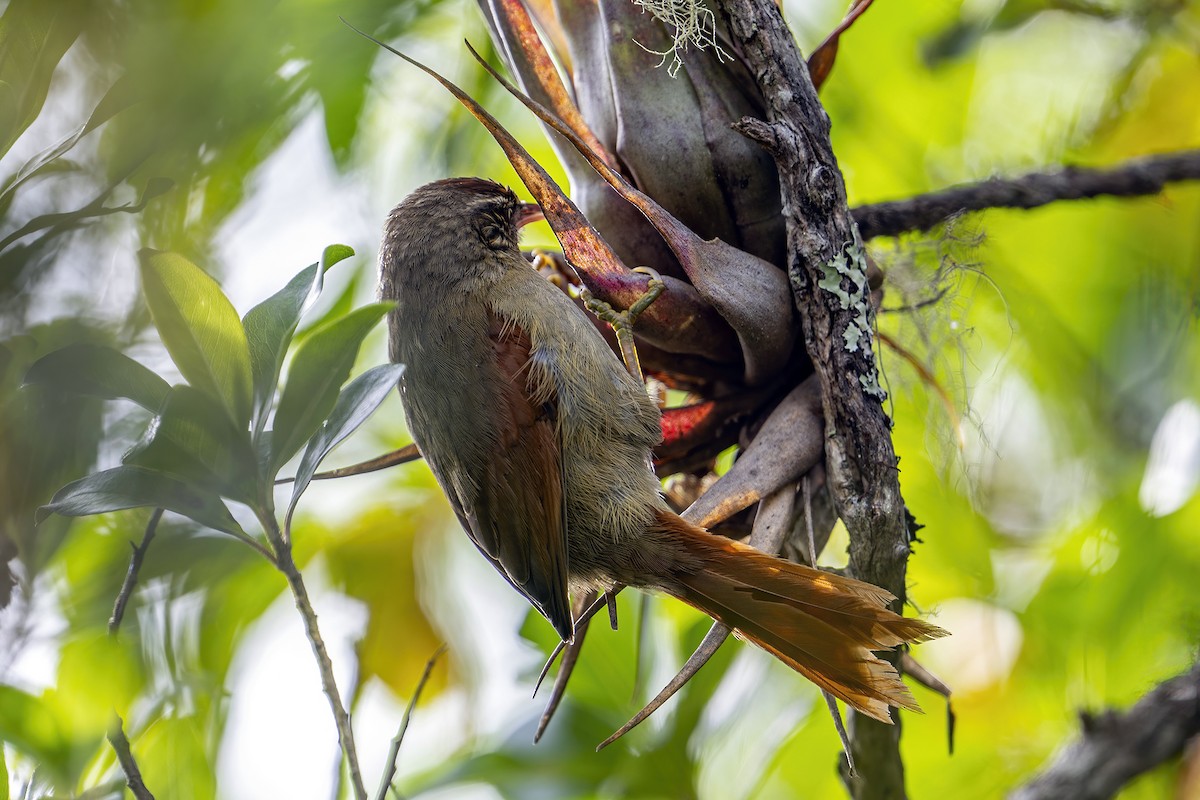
[
  {"x1": 107, "y1": 715, "x2": 155, "y2": 800},
  {"x1": 108, "y1": 508, "x2": 163, "y2": 636},
  {"x1": 852, "y1": 149, "x2": 1200, "y2": 240},
  {"x1": 375, "y1": 645, "x2": 446, "y2": 800},
  {"x1": 260, "y1": 511, "x2": 368, "y2": 800},
  {"x1": 274, "y1": 443, "x2": 422, "y2": 486}
]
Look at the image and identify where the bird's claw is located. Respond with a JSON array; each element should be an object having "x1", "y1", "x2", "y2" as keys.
[{"x1": 581, "y1": 267, "x2": 665, "y2": 380}]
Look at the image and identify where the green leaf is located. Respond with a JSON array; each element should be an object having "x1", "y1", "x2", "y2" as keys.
[
  {"x1": 285, "y1": 363, "x2": 404, "y2": 529},
  {"x1": 0, "y1": 72, "x2": 137, "y2": 210},
  {"x1": 138, "y1": 249, "x2": 253, "y2": 427},
  {"x1": 23, "y1": 343, "x2": 170, "y2": 411},
  {"x1": 293, "y1": 264, "x2": 363, "y2": 345},
  {"x1": 269, "y1": 303, "x2": 392, "y2": 475},
  {"x1": 242, "y1": 244, "x2": 354, "y2": 435},
  {"x1": 0, "y1": 685, "x2": 73, "y2": 786},
  {"x1": 38, "y1": 465, "x2": 245, "y2": 536},
  {"x1": 0, "y1": 0, "x2": 87, "y2": 156},
  {"x1": 123, "y1": 385, "x2": 259, "y2": 505},
  {"x1": 0, "y1": 178, "x2": 174, "y2": 255}
]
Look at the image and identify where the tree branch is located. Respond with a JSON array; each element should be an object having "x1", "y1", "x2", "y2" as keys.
[
  {"x1": 107, "y1": 715, "x2": 155, "y2": 800},
  {"x1": 715, "y1": 2, "x2": 916, "y2": 797},
  {"x1": 259, "y1": 511, "x2": 368, "y2": 800},
  {"x1": 853, "y1": 149, "x2": 1200, "y2": 240},
  {"x1": 108, "y1": 507, "x2": 162, "y2": 636},
  {"x1": 1010, "y1": 662, "x2": 1200, "y2": 800}
]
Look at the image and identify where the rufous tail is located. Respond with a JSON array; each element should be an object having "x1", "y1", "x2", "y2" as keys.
[{"x1": 650, "y1": 509, "x2": 947, "y2": 724}]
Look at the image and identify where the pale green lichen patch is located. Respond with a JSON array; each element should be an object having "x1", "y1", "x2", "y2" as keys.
[
  {"x1": 819, "y1": 240, "x2": 888, "y2": 402},
  {"x1": 859, "y1": 372, "x2": 887, "y2": 401},
  {"x1": 818, "y1": 251, "x2": 854, "y2": 308}
]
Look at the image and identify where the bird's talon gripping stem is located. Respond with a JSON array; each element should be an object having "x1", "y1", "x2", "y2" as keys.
[
  {"x1": 582, "y1": 267, "x2": 664, "y2": 380},
  {"x1": 627, "y1": 267, "x2": 665, "y2": 321}
]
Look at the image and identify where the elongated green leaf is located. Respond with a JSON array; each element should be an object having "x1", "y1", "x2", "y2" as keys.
[
  {"x1": 0, "y1": 0, "x2": 87, "y2": 155},
  {"x1": 123, "y1": 385, "x2": 259, "y2": 504},
  {"x1": 0, "y1": 685, "x2": 72, "y2": 786},
  {"x1": 286, "y1": 363, "x2": 405, "y2": 528},
  {"x1": 269, "y1": 303, "x2": 392, "y2": 475},
  {"x1": 242, "y1": 244, "x2": 354, "y2": 434},
  {"x1": 0, "y1": 72, "x2": 137, "y2": 210},
  {"x1": 37, "y1": 465, "x2": 244, "y2": 535},
  {"x1": 23, "y1": 343, "x2": 170, "y2": 411},
  {"x1": 138, "y1": 249, "x2": 253, "y2": 427},
  {"x1": 0, "y1": 178, "x2": 173, "y2": 255},
  {"x1": 293, "y1": 265, "x2": 364, "y2": 345}
]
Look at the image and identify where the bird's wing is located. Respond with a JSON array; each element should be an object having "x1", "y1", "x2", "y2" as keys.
[{"x1": 457, "y1": 307, "x2": 572, "y2": 641}]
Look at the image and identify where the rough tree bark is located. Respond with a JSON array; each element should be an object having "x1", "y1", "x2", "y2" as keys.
[
  {"x1": 715, "y1": 1, "x2": 917, "y2": 797},
  {"x1": 1010, "y1": 662, "x2": 1200, "y2": 800}
]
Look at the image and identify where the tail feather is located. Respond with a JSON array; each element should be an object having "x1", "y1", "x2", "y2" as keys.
[{"x1": 650, "y1": 510, "x2": 947, "y2": 724}]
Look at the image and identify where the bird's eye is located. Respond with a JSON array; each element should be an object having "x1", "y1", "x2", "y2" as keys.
[{"x1": 479, "y1": 222, "x2": 507, "y2": 249}]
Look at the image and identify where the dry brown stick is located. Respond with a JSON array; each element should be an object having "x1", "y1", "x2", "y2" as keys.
[
  {"x1": 852, "y1": 149, "x2": 1200, "y2": 240},
  {"x1": 717, "y1": 0, "x2": 919, "y2": 797},
  {"x1": 107, "y1": 715, "x2": 154, "y2": 800},
  {"x1": 274, "y1": 443, "x2": 422, "y2": 486},
  {"x1": 1010, "y1": 662, "x2": 1200, "y2": 800},
  {"x1": 108, "y1": 507, "x2": 162, "y2": 635}
]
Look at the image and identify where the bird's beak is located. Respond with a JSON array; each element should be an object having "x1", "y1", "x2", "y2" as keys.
[{"x1": 515, "y1": 203, "x2": 545, "y2": 229}]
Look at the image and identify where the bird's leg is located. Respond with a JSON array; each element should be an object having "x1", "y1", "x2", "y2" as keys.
[{"x1": 580, "y1": 267, "x2": 665, "y2": 380}]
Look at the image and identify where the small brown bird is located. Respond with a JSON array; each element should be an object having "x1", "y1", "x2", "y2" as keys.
[{"x1": 380, "y1": 177, "x2": 945, "y2": 723}]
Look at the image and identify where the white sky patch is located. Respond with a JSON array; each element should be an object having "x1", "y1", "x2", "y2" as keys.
[
  {"x1": 216, "y1": 560, "x2": 367, "y2": 800},
  {"x1": 216, "y1": 112, "x2": 375, "y2": 315},
  {"x1": 1139, "y1": 399, "x2": 1200, "y2": 517}
]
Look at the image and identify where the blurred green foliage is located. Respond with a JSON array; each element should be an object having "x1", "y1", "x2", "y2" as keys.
[{"x1": 1, "y1": 0, "x2": 1199, "y2": 798}]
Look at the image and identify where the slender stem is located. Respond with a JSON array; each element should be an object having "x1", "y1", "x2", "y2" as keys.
[
  {"x1": 109, "y1": 508, "x2": 163, "y2": 636},
  {"x1": 107, "y1": 715, "x2": 155, "y2": 800},
  {"x1": 375, "y1": 646, "x2": 446, "y2": 800},
  {"x1": 258, "y1": 509, "x2": 368, "y2": 800}
]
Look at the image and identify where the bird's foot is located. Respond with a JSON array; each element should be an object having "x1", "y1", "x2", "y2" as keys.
[{"x1": 581, "y1": 267, "x2": 664, "y2": 379}]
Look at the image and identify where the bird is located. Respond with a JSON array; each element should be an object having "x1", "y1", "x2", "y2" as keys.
[{"x1": 379, "y1": 177, "x2": 946, "y2": 723}]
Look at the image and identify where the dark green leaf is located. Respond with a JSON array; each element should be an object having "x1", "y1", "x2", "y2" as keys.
[
  {"x1": 286, "y1": 363, "x2": 404, "y2": 528},
  {"x1": 269, "y1": 303, "x2": 392, "y2": 475},
  {"x1": 38, "y1": 465, "x2": 244, "y2": 535},
  {"x1": 0, "y1": 0, "x2": 87, "y2": 155},
  {"x1": 23, "y1": 343, "x2": 170, "y2": 411},
  {"x1": 124, "y1": 385, "x2": 259, "y2": 505},
  {"x1": 0, "y1": 177, "x2": 173, "y2": 255},
  {"x1": 138, "y1": 249, "x2": 253, "y2": 427},
  {"x1": 242, "y1": 244, "x2": 354, "y2": 434},
  {"x1": 293, "y1": 265, "x2": 363, "y2": 345}
]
